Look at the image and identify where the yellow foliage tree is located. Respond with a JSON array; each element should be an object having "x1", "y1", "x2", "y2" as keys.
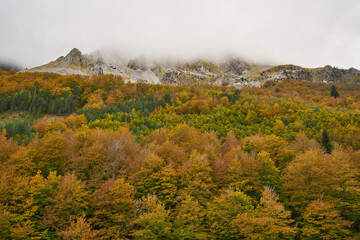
[
  {"x1": 232, "y1": 187, "x2": 296, "y2": 239},
  {"x1": 59, "y1": 215, "x2": 97, "y2": 240},
  {"x1": 91, "y1": 178, "x2": 135, "y2": 238},
  {"x1": 301, "y1": 199, "x2": 352, "y2": 239}
]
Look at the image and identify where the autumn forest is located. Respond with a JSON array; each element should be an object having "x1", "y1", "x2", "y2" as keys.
[{"x1": 1, "y1": 69, "x2": 360, "y2": 239}]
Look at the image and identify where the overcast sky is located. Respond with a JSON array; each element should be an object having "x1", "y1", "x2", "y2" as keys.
[{"x1": 1, "y1": 0, "x2": 360, "y2": 69}]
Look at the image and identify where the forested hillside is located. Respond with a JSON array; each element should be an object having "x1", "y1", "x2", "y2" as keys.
[{"x1": 1, "y1": 69, "x2": 360, "y2": 239}]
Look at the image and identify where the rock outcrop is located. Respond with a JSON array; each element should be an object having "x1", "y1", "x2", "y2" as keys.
[
  {"x1": 26, "y1": 48, "x2": 360, "y2": 86},
  {"x1": 257, "y1": 64, "x2": 360, "y2": 84}
]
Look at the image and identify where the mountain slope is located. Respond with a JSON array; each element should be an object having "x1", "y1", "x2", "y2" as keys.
[
  {"x1": 258, "y1": 64, "x2": 360, "y2": 84},
  {"x1": 27, "y1": 48, "x2": 360, "y2": 86}
]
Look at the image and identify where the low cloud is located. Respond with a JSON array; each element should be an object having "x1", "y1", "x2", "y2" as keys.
[{"x1": 1, "y1": 0, "x2": 359, "y2": 68}]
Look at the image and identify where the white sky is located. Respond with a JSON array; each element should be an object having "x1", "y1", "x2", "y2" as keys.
[{"x1": 1, "y1": 0, "x2": 360, "y2": 69}]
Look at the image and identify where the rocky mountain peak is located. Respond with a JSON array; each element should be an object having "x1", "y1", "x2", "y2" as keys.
[
  {"x1": 62, "y1": 48, "x2": 87, "y2": 67},
  {"x1": 348, "y1": 67, "x2": 360, "y2": 76},
  {"x1": 55, "y1": 48, "x2": 82, "y2": 62},
  {"x1": 221, "y1": 58, "x2": 253, "y2": 76},
  {"x1": 66, "y1": 48, "x2": 82, "y2": 57}
]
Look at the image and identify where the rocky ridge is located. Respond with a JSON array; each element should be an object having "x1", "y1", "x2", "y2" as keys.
[{"x1": 27, "y1": 48, "x2": 360, "y2": 86}]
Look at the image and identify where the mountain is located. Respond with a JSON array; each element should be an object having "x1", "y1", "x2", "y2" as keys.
[
  {"x1": 258, "y1": 64, "x2": 360, "y2": 85},
  {"x1": 27, "y1": 48, "x2": 360, "y2": 86}
]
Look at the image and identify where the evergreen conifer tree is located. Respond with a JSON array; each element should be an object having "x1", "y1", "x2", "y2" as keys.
[
  {"x1": 330, "y1": 85, "x2": 340, "y2": 98},
  {"x1": 321, "y1": 130, "x2": 333, "y2": 154}
]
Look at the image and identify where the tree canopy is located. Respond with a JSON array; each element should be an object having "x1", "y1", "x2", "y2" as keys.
[{"x1": 0, "y1": 70, "x2": 360, "y2": 238}]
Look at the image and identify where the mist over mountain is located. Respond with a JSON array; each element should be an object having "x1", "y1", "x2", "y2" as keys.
[
  {"x1": 1, "y1": 0, "x2": 360, "y2": 69},
  {"x1": 0, "y1": 57, "x2": 22, "y2": 71},
  {"x1": 26, "y1": 48, "x2": 360, "y2": 87}
]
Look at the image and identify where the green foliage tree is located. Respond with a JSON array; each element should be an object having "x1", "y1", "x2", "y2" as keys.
[
  {"x1": 134, "y1": 195, "x2": 173, "y2": 239},
  {"x1": 206, "y1": 190, "x2": 253, "y2": 239},
  {"x1": 330, "y1": 85, "x2": 340, "y2": 98},
  {"x1": 0, "y1": 204, "x2": 12, "y2": 239},
  {"x1": 257, "y1": 151, "x2": 283, "y2": 193},
  {"x1": 178, "y1": 151, "x2": 215, "y2": 206},
  {"x1": 321, "y1": 130, "x2": 333, "y2": 154},
  {"x1": 173, "y1": 195, "x2": 207, "y2": 239},
  {"x1": 232, "y1": 187, "x2": 296, "y2": 239}
]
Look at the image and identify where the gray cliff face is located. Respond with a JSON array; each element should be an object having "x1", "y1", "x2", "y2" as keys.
[
  {"x1": 27, "y1": 48, "x2": 360, "y2": 86},
  {"x1": 255, "y1": 64, "x2": 360, "y2": 84},
  {"x1": 161, "y1": 70, "x2": 181, "y2": 85},
  {"x1": 89, "y1": 64, "x2": 104, "y2": 75},
  {"x1": 220, "y1": 59, "x2": 253, "y2": 76},
  {"x1": 33, "y1": 48, "x2": 104, "y2": 76},
  {"x1": 313, "y1": 66, "x2": 360, "y2": 83},
  {"x1": 348, "y1": 67, "x2": 360, "y2": 76},
  {"x1": 62, "y1": 48, "x2": 87, "y2": 66},
  {"x1": 127, "y1": 56, "x2": 149, "y2": 72}
]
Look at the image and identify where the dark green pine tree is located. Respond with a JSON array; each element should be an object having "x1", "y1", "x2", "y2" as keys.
[
  {"x1": 162, "y1": 92, "x2": 171, "y2": 104},
  {"x1": 321, "y1": 130, "x2": 333, "y2": 154},
  {"x1": 330, "y1": 85, "x2": 340, "y2": 98}
]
